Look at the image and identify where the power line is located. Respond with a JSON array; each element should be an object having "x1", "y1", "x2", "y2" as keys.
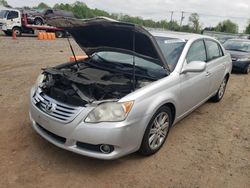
[{"x1": 166, "y1": 10, "x2": 249, "y2": 20}]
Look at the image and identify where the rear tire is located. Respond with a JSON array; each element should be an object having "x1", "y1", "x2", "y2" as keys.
[
  {"x1": 211, "y1": 76, "x2": 228, "y2": 102},
  {"x1": 139, "y1": 106, "x2": 172, "y2": 156},
  {"x1": 55, "y1": 31, "x2": 65, "y2": 38}
]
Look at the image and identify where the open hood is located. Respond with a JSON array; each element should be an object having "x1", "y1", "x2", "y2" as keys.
[{"x1": 48, "y1": 17, "x2": 169, "y2": 71}]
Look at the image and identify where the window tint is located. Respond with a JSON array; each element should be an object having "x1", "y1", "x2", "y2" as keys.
[
  {"x1": 7, "y1": 11, "x2": 18, "y2": 20},
  {"x1": 205, "y1": 40, "x2": 223, "y2": 61},
  {"x1": 186, "y1": 40, "x2": 206, "y2": 63}
]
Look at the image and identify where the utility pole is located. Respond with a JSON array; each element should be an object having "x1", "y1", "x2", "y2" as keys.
[
  {"x1": 180, "y1": 11, "x2": 184, "y2": 27},
  {"x1": 180, "y1": 11, "x2": 185, "y2": 31},
  {"x1": 170, "y1": 11, "x2": 174, "y2": 30}
]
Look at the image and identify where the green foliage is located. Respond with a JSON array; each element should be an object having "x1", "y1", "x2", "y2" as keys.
[
  {"x1": 36, "y1": 2, "x2": 50, "y2": 9},
  {"x1": 215, "y1": 20, "x2": 238, "y2": 33},
  {"x1": 51, "y1": 1, "x2": 201, "y2": 32},
  {"x1": 180, "y1": 25, "x2": 193, "y2": 33},
  {"x1": 245, "y1": 20, "x2": 250, "y2": 34},
  {"x1": 12, "y1": 1, "x2": 246, "y2": 34},
  {"x1": 188, "y1": 13, "x2": 201, "y2": 33},
  {"x1": 0, "y1": 0, "x2": 9, "y2": 6}
]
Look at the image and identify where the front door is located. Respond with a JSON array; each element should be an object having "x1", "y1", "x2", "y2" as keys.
[
  {"x1": 6, "y1": 10, "x2": 21, "y2": 30},
  {"x1": 179, "y1": 40, "x2": 211, "y2": 116}
]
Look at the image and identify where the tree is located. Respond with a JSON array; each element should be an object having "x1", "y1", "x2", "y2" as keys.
[
  {"x1": 245, "y1": 20, "x2": 250, "y2": 34},
  {"x1": 169, "y1": 20, "x2": 180, "y2": 31},
  {"x1": 180, "y1": 25, "x2": 193, "y2": 33},
  {"x1": 37, "y1": 2, "x2": 50, "y2": 9},
  {"x1": 188, "y1": 13, "x2": 201, "y2": 33},
  {"x1": 215, "y1": 20, "x2": 238, "y2": 33},
  {"x1": 0, "y1": 0, "x2": 9, "y2": 6}
]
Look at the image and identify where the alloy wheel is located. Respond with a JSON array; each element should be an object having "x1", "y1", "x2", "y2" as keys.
[
  {"x1": 148, "y1": 112, "x2": 169, "y2": 150},
  {"x1": 218, "y1": 78, "x2": 227, "y2": 99}
]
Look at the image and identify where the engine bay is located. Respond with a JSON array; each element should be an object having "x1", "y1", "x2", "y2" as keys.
[{"x1": 39, "y1": 60, "x2": 157, "y2": 106}]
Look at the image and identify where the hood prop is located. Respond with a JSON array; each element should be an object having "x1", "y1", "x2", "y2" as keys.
[{"x1": 67, "y1": 36, "x2": 80, "y2": 69}]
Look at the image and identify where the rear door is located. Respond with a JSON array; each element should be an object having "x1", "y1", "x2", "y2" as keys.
[{"x1": 204, "y1": 39, "x2": 226, "y2": 95}]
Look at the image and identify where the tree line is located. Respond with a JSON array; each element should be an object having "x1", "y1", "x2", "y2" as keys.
[{"x1": 1, "y1": 0, "x2": 250, "y2": 34}]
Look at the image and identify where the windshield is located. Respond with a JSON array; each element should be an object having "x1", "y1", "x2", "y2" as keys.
[
  {"x1": 223, "y1": 40, "x2": 250, "y2": 53},
  {"x1": 0, "y1": 10, "x2": 9, "y2": 19},
  {"x1": 155, "y1": 37, "x2": 186, "y2": 71},
  {"x1": 91, "y1": 51, "x2": 168, "y2": 79}
]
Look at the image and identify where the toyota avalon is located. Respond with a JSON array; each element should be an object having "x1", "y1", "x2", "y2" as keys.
[{"x1": 29, "y1": 18, "x2": 232, "y2": 159}]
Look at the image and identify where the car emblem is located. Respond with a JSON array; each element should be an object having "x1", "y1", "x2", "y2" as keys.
[{"x1": 45, "y1": 101, "x2": 56, "y2": 113}]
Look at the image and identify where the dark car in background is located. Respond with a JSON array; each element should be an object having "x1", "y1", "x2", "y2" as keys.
[
  {"x1": 27, "y1": 8, "x2": 74, "y2": 25},
  {"x1": 223, "y1": 39, "x2": 250, "y2": 74}
]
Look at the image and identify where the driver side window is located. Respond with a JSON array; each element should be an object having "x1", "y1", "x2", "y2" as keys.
[
  {"x1": 186, "y1": 40, "x2": 206, "y2": 63},
  {"x1": 7, "y1": 11, "x2": 18, "y2": 20}
]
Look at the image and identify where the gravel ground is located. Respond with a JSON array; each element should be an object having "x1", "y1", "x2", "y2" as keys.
[{"x1": 0, "y1": 32, "x2": 249, "y2": 188}]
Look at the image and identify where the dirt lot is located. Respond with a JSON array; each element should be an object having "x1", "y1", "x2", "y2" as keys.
[{"x1": 0, "y1": 32, "x2": 249, "y2": 188}]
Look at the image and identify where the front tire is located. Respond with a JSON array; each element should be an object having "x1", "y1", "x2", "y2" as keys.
[
  {"x1": 243, "y1": 64, "x2": 250, "y2": 74},
  {"x1": 211, "y1": 76, "x2": 228, "y2": 102},
  {"x1": 139, "y1": 106, "x2": 172, "y2": 156},
  {"x1": 12, "y1": 27, "x2": 22, "y2": 37},
  {"x1": 34, "y1": 18, "x2": 43, "y2": 25}
]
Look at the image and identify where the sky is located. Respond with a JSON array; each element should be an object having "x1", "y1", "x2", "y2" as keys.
[{"x1": 6, "y1": 0, "x2": 250, "y2": 32}]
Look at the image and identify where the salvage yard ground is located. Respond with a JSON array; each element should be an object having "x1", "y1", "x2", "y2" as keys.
[{"x1": 0, "y1": 32, "x2": 249, "y2": 188}]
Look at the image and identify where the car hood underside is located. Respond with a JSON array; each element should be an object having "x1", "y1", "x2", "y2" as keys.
[{"x1": 48, "y1": 17, "x2": 169, "y2": 70}]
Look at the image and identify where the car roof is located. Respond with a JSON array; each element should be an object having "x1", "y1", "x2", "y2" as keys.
[{"x1": 149, "y1": 29, "x2": 213, "y2": 41}]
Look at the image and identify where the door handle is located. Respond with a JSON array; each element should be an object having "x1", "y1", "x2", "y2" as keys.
[{"x1": 206, "y1": 72, "x2": 211, "y2": 76}]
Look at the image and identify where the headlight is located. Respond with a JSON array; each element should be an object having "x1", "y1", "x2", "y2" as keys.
[
  {"x1": 85, "y1": 101, "x2": 134, "y2": 123},
  {"x1": 237, "y1": 57, "x2": 250, "y2": 61},
  {"x1": 34, "y1": 74, "x2": 45, "y2": 89}
]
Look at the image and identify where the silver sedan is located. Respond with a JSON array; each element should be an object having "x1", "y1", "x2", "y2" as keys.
[{"x1": 29, "y1": 18, "x2": 232, "y2": 159}]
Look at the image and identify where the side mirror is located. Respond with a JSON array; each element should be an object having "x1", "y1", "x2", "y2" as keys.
[{"x1": 181, "y1": 61, "x2": 206, "y2": 74}]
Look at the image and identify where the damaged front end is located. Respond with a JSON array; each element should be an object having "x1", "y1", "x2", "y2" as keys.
[
  {"x1": 36, "y1": 53, "x2": 166, "y2": 107},
  {"x1": 34, "y1": 18, "x2": 169, "y2": 107}
]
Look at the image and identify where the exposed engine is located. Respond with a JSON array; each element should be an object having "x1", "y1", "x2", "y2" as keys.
[{"x1": 39, "y1": 61, "x2": 153, "y2": 106}]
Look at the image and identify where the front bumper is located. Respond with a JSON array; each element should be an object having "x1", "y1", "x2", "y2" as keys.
[
  {"x1": 29, "y1": 88, "x2": 149, "y2": 160},
  {"x1": 232, "y1": 61, "x2": 250, "y2": 72}
]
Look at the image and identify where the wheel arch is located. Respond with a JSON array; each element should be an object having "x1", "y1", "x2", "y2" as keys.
[
  {"x1": 225, "y1": 72, "x2": 230, "y2": 82},
  {"x1": 162, "y1": 102, "x2": 176, "y2": 125}
]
